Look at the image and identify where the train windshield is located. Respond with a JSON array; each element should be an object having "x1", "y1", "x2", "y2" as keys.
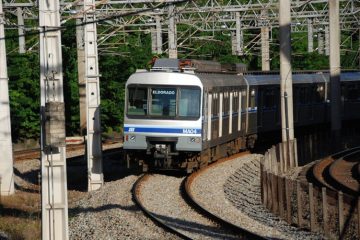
[{"x1": 127, "y1": 85, "x2": 201, "y2": 119}]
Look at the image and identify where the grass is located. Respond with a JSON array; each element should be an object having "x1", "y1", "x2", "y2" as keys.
[{"x1": 0, "y1": 192, "x2": 41, "y2": 240}]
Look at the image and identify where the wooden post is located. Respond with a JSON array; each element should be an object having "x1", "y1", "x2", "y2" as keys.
[
  {"x1": 272, "y1": 174, "x2": 279, "y2": 213},
  {"x1": 279, "y1": 143, "x2": 284, "y2": 173},
  {"x1": 338, "y1": 191, "x2": 344, "y2": 237},
  {"x1": 322, "y1": 187, "x2": 329, "y2": 236},
  {"x1": 278, "y1": 176, "x2": 284, "y2": 218},
  {"x1": 285, "y1": 178, "x2": 292, "y2": 223},
  {"x1": 309, "y1": 183, "x2": 316, "y2": 231},
  {"x1": 263, "y1": 171, "x2": 269, "y2": 206},
  {"x1": 294, "y1": 138, "x2": 298, "y2": 167},
  {"x1": 271, "y1": 146, "x2": 276, "y2": 173},
  {"x1": 289, "y1": 140, "x2": 294, "y2": 168},
  {"x1": 267, "y1": 172, "x2": 272, "y2": 209},
  {"x1": 297, "y1": 181, "x2": 303, "y2": 227}
]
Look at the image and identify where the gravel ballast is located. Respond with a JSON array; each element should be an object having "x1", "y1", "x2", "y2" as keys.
[
  {"x1": 69, "y1": 175, "x2": 180, "y2": 240},
  {"x1": 190, "y1": 154, "x2": 325, "y2": 239},
  {"x1": 138, "y1": 174, "x2": 243, "y2": 239}
]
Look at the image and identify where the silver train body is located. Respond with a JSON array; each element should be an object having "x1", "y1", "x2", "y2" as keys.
[
  {"x1": 123, "y1": 60, "x2": 360, "y2": 172},
  {"x1": 123, "y1": 69, "x2": 256, "y2": 171}
]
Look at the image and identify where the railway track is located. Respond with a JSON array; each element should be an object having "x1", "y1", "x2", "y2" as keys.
[
  {"x1": 311, "y1": 146, "x2": 360, "y2": 196},
  {"x1": 132, "y1": 152, "x2": 317, "y2": 239},
  {"x1": 133, "y1": 173, "x2": 250, "y2": 239},
  {"x1": 14, "y1": 141, "x2": 122, "y2": 162}
]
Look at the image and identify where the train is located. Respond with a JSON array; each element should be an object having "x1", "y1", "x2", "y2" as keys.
[{"x1": 123, "y1": 58, "x2": 360, "y2": 172}]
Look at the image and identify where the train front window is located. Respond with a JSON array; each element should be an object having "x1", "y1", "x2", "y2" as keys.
[
  {"x1": 150, "y1": 88, "x2": 177, "y2": 117},
  {"x1": 179, "y1": 88, "x2": 201, "y2": 117},
  {"x1": 127, "y1": 85, "x2": 201, "y2": 119},
  {"x1": 127, "y1": 87, "x2": 148, "y2": 115}
]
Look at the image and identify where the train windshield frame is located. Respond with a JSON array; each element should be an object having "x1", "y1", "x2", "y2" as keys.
[{"x1": 126, "y1": 84, "x2": 201, "y2": 120}]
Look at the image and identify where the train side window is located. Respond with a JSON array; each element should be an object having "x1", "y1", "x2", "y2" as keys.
[
  {"x1": 299, "y1": 87, "x2": 307, "y2": 104},
  {"x1": 250, "y1": 88, "x2": 256, "y2": 108},
  {"x1": 127, "y1": 87, "x2": 148, "y2": 115},
  {"x1": 224, "y1": 92, "x2": 229, "y2": 114},
  {"x1": 179, "y1": 88, "x2": 201, "y2": 117},
  {"x1": 212, "y1": 93, "x2": 217, "y2": 116},
  {"x1": 345, "y1": 84, "x2": 359, "y2": 102},
  {"x1": 264, "y1": 89, "x2": 275, "y2": 108},
  {"x1": 233, "y1": 91, "x2": 239, "y2": 113},
  {"x1": 241, "y1": 90, "x2": 246, "y2": 111}
]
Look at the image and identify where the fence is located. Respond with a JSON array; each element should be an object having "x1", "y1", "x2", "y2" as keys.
[{"x1": 260, "y1": 140, "x2": 359, "y2": 239}]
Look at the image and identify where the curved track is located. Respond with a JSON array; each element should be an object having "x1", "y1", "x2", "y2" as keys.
[
  {"x1": 184, "y1": 154, "x2": 266, "y2": 240},
  {"x1": 132, "y1": 174, "x2": 191, "y2": 239},
  {"x1": 312, "y1": 147, "x2": 360, "y2": 196},
  {"x1": 133, "y1": 170, "x2": 264, "y2": 240}
]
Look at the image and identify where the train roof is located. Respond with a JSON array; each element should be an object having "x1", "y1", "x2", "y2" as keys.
[
  {"x1": 195, "y1": 73, "x2": 247, "y2": 88},
  {"x1": 244, "y1": 71, "x2": 360, "y2": 86}
]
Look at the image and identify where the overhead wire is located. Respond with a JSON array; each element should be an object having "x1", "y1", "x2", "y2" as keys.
[{"x1": 0, "y1": 0, "x2": 191, "y2": 41}]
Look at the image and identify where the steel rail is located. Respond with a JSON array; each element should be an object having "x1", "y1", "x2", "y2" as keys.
[{"x1": 184, "y1": 151, "x2": 268, "y2": 240}]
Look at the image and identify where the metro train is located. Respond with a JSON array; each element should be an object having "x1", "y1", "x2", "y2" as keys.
[{"x1": 123, "y1": 58, "x2": 360, "y2": 172}]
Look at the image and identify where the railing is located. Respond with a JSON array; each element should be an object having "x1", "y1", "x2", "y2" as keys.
[{"x1": 260, "y1": 140, "x2": 360, "y2": 239}]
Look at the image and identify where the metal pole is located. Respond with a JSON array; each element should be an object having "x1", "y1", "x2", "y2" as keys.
[
  {"x1": 329, "y1": 0, "x2": 342, "y2": 147},
  {"x1": 84, "y1": 0, "x2": 104, "y2": 191},
  {"x1": 0, "y1": 0, "x2": 15, "y2": 196},
  {"x1": 39, "y1": 0, "x2": 69, "y2": 238},
  {"x1": 307, "y1": 19, "x2": 313, "y2": 53},
  {"x1": 168, "y1": 4, "x2": 177, "y2": 59},
  {"x1": 16, "y1": 7, "x2": 25, "y2": 53},
  {"x1": 279, "y1": 0, "x2": 294, "y2": 142}
]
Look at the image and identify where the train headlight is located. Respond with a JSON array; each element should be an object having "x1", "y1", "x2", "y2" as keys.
[
  {"x1": 189, "y1": 137, "x2": 201, "y2": 143},
  {"x1": 129, "y1": 135, "x2": 136, "y2": 142}
]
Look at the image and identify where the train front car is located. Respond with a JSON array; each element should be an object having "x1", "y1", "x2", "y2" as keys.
[{"x1": 123, "y1": 70, "x2": 203, "y2": 172}]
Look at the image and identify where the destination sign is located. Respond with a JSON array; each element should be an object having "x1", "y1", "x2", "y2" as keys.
[{"x1": 152, "y1": 89, "x2": 176, "y2": 95}]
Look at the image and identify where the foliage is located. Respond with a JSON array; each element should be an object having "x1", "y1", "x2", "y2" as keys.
[
  {"x1": 7, "y1": 53, "x2": 40, "y2": 141},
  {"x1": 4, "y1": 7, "x2": 359, "y2": 141}
]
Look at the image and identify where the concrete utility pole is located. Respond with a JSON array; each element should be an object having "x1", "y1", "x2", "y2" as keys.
[
  {"x1": 16, "y1": 7, "x2": 25, "y2": 53},
  {"x1": 279, "y1": 0, "x2": 294, "y2": 142},
  {"x1": 324, "y1": 25, "x2": 329, "y2": 56},
  {"x1": 318, "y1": 31, "x2": 324, "y2": 54},
  {"x1": 307, "y1": 19, "x2": 313, "y2": 53},
  {"x1": 0, "y1": 0, "x2": 15, "y2": 196},
  {"x1": 329, "y1": 0, "x2": 342, "y2": 140},
  {"x1": 84, "y1": 0, "x2": 104, "y2": 191},
  {"x1": 261, "y1": 9, "x2": 270, "y2": 71},
  {"x1": 155, "y1": 15, "x2": 162, "y2": 54},
  {"x1": 76, "y1": 17, "x2": 86, "y2": 135},
  {"x1": 39, "y1": 0, "x2": 69, "y2": 238},
  {"x1": 235, "y1": 12, "x2": 244, "y2": 56},
  {"x1": 151, "y1": 15, "x2": 162, "y2": 54},
  {"x1": 168, "y1": 4, "x2": 177, "y2": 59}
]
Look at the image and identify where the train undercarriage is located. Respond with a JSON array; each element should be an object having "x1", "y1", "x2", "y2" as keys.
[{"x1": 124, "y1": 135, "x2": 256, "y2": 173}]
